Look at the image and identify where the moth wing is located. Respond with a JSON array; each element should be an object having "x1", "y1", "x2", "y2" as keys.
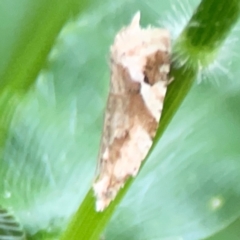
[{"x1": 96, "y1": 91, "x2": 130, "y2": 178}]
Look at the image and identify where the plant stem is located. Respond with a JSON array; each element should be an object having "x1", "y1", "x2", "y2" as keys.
[
  {"x1": 0, "y1": 0, "x2": 90, "y2": 150},
  {"x1": 0, "y1": 0, "x2": 89, "y2": 93}
]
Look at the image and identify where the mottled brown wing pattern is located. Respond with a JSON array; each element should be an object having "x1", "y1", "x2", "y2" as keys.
[{"x1": 93, "y1": 12, "x2": 171, "y2": 211}]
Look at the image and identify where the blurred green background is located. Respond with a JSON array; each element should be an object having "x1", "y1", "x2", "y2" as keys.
[{"x1": 0, "y1": 0, "x2": 240, "y2": 239}]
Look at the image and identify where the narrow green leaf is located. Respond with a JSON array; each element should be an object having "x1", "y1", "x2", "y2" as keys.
[{"x1": 0, "y1": 0, "x2": 90, "y2": 93}]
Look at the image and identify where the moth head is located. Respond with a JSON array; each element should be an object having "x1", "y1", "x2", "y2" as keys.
[{"x1": 110, "y1": 11, "x2": 171, "y2": 85}]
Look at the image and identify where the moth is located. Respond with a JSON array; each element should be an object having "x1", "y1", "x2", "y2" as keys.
[{"x1": 93, "y1": 12, "x2": 171, "y2": 211}]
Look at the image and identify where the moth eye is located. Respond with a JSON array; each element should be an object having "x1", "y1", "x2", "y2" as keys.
[{"x1": 144, "y1": 75, "x2": 149, "y2": 84}]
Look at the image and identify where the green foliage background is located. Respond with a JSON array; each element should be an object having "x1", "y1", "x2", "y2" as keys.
[{"x1": 0, "y1": 0, "x2": 240, "y2": 239}]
